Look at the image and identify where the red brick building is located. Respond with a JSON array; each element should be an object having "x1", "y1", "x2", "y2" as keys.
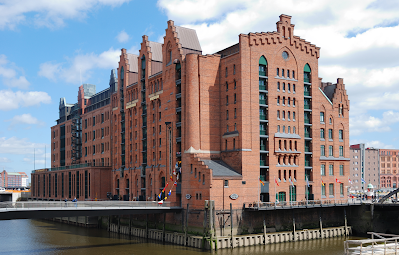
[
  {"x1": 379, "y1": 149, "x2": 399, "y2": 190},
  {"x1": 32, "y1": 15, "x2": 350, "y2": 208}
]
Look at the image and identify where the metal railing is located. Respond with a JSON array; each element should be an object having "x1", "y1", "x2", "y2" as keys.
[
  {"x1": 345, "y1": 232, "x2": 399, "y2": 254},
  {"x1": 0, "y1": 201, "x2": 173, "y2": 210},
  {"x1": 245, "y1": 198, "x2": 362, "y2": 210}
]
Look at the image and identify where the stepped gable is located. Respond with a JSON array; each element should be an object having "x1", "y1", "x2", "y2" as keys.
[
  {"x1": 321, "y1": 78, "x2": 350, "y2": 110},
  {"x1": 244, "y1": 14, "x2": 320, "y2": 59},
  {"x1": 201, "y1": 159, "x2": 242, "y2": 178}
]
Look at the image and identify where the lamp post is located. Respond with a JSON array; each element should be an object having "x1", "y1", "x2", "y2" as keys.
[{"x1": 165, "y1": 122, "x2": 172, "y2": 200}]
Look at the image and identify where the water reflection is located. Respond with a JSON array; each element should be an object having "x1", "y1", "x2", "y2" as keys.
[{"x1": 0, "y1": 220, "x2": 357, "y2": 255}]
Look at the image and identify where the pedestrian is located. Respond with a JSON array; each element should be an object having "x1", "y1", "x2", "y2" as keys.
[
  {"x1": 64, "y1": 198, "x2": 67, "y2": 207},
  {"x1": 72, "y1": 197, "x2": 77, "y2": 207}
]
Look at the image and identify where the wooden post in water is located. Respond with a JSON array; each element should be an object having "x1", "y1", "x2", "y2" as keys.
[
  {"x1": 117, "y1": 215, "x2": 120, "y2": 234},
  {"x1": 146, "y1": 214, "x2": 149, "y2": 239},
  {"x1": 293, "y1": 218, "x2": 296, "y2": 241},
  {"x1": 209, "y1": 201, "x2": 214, "y2": 250},
  {"x1": 230, "y1": 203, "x2": 234, "y2": 248},
  {"x1": 185, "y1": 203, "x2": 189, "y2": 246},
  {"x1": 129, "y1": 214, "x2": 132, "y2": 236},
  {"x1": 344, "y1": 208, "x2": 348, "y2": 236},
  {"x1": 263, "y1": 218, "x2": 267, "y2": 245},
  {"x1": 319, "y1": 216, "x2": 323, "y2": 238},
  {"x1": 163, "y1": 213, "x2": 166, "y2": 244}
]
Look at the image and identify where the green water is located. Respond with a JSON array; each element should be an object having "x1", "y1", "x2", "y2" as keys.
[{"x1": 0, "y1": 219, "x2": 359, "y2": 254}]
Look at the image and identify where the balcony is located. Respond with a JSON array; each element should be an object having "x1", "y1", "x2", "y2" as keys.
[
  {"x1": 260, "y1": 145, "x2": 269, "y2": 152},
  {"x1": 305, "y1": 160, "x2": 311, "y2": 167},
  {"x1": 259, "y1": 85, "x2": 267, "y2": 91},
  {"x1": 304, "y1": 104, "x2": 311, "y2": 109},
  {"x1": 175, "y1": 79, "x2": 181, "y2": 85},
  {"x1": 259, "y1": 99, "x2": 268, "y2": 105},
  {"x1": 304, "y1": 78, "x2": 310, "y2": 83},
  {"x1": 260, "y1": 130, "x2": 267, "y2": 135},
  {"x1": 176, "y1": 137, "x2": 182, "y2": 142},
  {"x1": 260, "y1": 160, "x2": 266, "y2": 166},
  {"x1": 176, "y1": 93, "x2": 181, "y2": 99},
  {"x1": 176, "y1": 107, "x2": 182, "y2": 113},
  {"x1": 304, "y1": 118, "x2": 311, "y2": 124},
  {"x1": 304, "y1": 91, "x2": 311, "y2": 96},
  {"x1": 260, "y1": 114, "x2": 267, "y2": 120},
  {"x1": 259, "y1": 71, "x2": 267, "y2": 76}
]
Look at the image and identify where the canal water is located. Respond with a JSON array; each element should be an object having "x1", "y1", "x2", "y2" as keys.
[{"x1": 0, "y1": 219, "x2": 359, "y2": 255}]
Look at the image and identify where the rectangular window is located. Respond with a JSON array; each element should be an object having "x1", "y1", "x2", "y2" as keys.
[
  {"x1": 101, "y1": 143, "x2": 104, "y2": 153},
  {"x1": 328, "y1": 129, "x2": 333, "y2": 139},
  {"x1": 234, "y1": 108, "x2": 237, "y2": 119},
  {"x1": 340, "y1": 183, "x2": 344, "y2": 195},
  {"x1": 320, "y1": 129, "x2": 325, "y2": 139},
  {"x1": 226, "y1": 110, "x2": 229, "y2": 120},
  {"x1": 321, "y1": 145, "x2": 325, "y2": 156},
  {"x1": 320, "y1": 112, "x2": 325, "y2": 123},
  {"x1": 93, "y1": 130, "x2": 95, "y2": 141},
  {"x1": 93, "y1": 116, "x2": 95, "y2": 126},
  {"x1": 321, "y1": 164, "x2": 326, "y2": 176},
  {"x1": 101, "y1": 128, "x2": 104, "y2": 138},
  {"x1": 329, "y1": 183, "x2": 334, "y2": 196},
  {"x1": 329, "y1": 164, "x2": 334, "y2": 175},
  {"x1": 93, "y1": 145, "x2": 95, "y2": 155},
  {"x1": 339, "y1": 130, "x2": 343, "y2": 140},
  {"x1": 321, "y1": 185, "x2": 326, "y2": 196},
  {"x1": 339, "y1": 146, "x2": 344, "y2": 157},
  {"x1": 329, "y1": 145, "x2": 333, "y2": 156},
  {"x1": 339, "y1": 165, "x2": 344, "y2": 176},
  {"x1": 85, "y1": 119, "x2": 87, "y2": 129},
  {"x1": 224, "y1": 180, "x2": 229, "y2": 187},
  {"x1": 85, "y1": 147, "x2": 87, "y2": 157},
  {"x1": 101, "y1": 113, "x2": 104, "y2": 123},
  {"x1": 85, "y1": 133, "x2": 87, "y2": 143}
]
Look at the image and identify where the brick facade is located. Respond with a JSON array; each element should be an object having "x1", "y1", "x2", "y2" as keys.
[{"x1": 32, "y1": 15, "x2": 350, "y2": 207}]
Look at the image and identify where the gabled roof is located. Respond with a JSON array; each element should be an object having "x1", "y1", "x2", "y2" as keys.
[
  {"x1": 175, "y1": 26, "x2": 202, "y2": 52},
  {"x1": 149, "y1": 41, "x2": 163, "y2": 62},
  {"x1": 126, "y1": 53, "x2": 138, "y2": 73},
  {"x1": 201, "y1": 159, "x2": 241, "y2": 177}
]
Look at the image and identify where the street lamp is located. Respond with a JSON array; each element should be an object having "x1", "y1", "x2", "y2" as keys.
[{"x1": 165, "y1": 122, "x2": 172, "y2": 200}]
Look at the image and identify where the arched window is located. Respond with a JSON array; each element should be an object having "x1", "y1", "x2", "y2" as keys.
[
  {"x1": 304, "y1": 63, "x2": 311, "y2": 83},
  {"x1": 259, "y1": 56, "x2": 268, "y2": 76}
]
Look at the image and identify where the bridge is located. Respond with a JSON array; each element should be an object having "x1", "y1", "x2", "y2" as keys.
[{"x1": 0, "y1": 201, "x2": 182, "y2": 220}]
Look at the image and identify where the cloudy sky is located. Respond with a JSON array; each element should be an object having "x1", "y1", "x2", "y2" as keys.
[{"x1": 1, "y1": 0, "x2": 399, "y2": 179}]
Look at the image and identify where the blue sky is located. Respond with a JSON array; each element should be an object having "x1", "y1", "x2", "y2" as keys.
[{"x1": 1, "y1": 0, "x2": 399, "y2": 180}]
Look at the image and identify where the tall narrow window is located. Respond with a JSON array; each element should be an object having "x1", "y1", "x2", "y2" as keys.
[
  {"x1": 320, "y1": 112, "x2": 325, "y2": 123},
  {"x1": 233, "y1": 64, "x2": 236, "y2": 75},
  {"x1": 259, "y1": 56, "x2": 267, "y2": 76},
  {"x1": 304, "y1": 63, "x2": 311, "y2": 83}
]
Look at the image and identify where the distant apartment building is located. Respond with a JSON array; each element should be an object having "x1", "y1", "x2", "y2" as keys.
[
  {"x1": 0, "y1": 170, "x2": 29, "y2": 188},
  {"x1": 349, "y1": 144, "x2": 379, "y2": 191},
  {"x1": 380, "y1": 149, "x2": 399, "y2": 189}
]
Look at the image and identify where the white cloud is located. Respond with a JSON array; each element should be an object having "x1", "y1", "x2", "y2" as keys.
[
  {"x1": 350, "y1": 139, "x2": 395, "y2": 149},
  {"x1": 0, "y1": 157, "x2": 11, "y2": 163},
  {"x1": 0, "y1": 0, "x2": 131, "y2": 30},
  {"x1": 0, "y1": 90, "x2": 51, "y2": 111},
  {"x1": 0, "y1": 54, "x2": 30, "y2": 89},
  {"x1": 350, "y1": 111, "x2": 399, "y2": 136},
  {"x1": 38, "y1": 47, "x2": 120, "y2": 84},
  {"x1": 0, "y1": 137, "x2": 48, "y2": 155},
  {"x1": 5, "y1": 114, "x2": 45, "y2": 128},
  {"x1": 116, "y1": 30, "x2": 130, "y2": 43}
]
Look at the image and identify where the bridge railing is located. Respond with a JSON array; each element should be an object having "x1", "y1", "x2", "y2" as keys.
[
  {"x1": 0, "y1": 201, "x2": 172, "y2": 210},
  {"x1": 244, "y1": 198, "x2": 362, "y2": 209}
]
